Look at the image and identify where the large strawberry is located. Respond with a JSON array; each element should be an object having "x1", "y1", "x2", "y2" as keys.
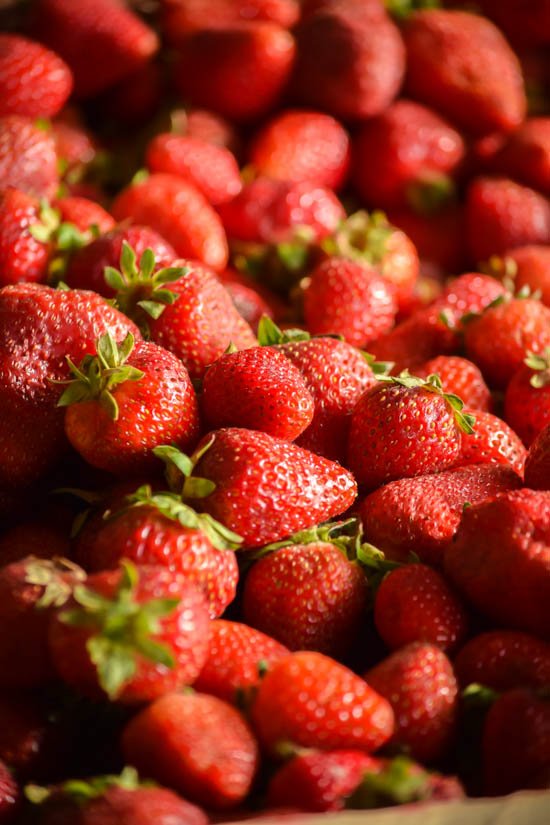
[
  {"x1": 524, "y1": 424, "x2": 550, "y2": 490},
  {"x1": 0, "y1": 115, "x2": 58, "y2": 199},
  {"x1": 504, "y1": 349, "x2": 550, "y2": 446},
  {"x1": 0, "y1": 34, "x2": 73, "y2": 119},
  {"x1": 454, "y1": 630, "x2": 550, "y2": 691}
]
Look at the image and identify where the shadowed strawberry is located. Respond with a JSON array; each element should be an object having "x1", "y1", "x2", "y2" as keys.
[
  {"x1": 54, "y1": 196, "x2": 114, "y2": 236},
  {"x1": 505, "y1": 349, "x2": 550, "y2": 446},
  {"x1": 489, "y1": 118, "x2": 550, "y2": 196},
  {"x1": 416, "y1": 356, "x2": 491, "y2": 412},
  {"x1": 0, "y1": 34, "x2": 72, "y2": 119},
  {"x1": 0, "y1": 115, "x2": 58, "y2": 199},
  {"x1": 161, "y1": 0, "x2": 299, "y2": 41},
  {"x1": 454, "y1": 631, "x2": 550, "y2": 691},
  {"x1": 458, "y1": 409, "x2": 526, "y2": 476},
  {"x1": 0, "y1": 761, "x2": 17, "y2": 822},
  {"x1": 0, "y1": 521, "x2": 70, "y2": 566},
  {"x1": 49, "y1": 562, "x2": 210, "y2": 703},
  {"x1": 497, "y1": 245, "x2": 550, "y2": 307},
  {"x1": 0, "y1": 188, "x2": 51, "y2": 286},
  {"x1": 525, "y1": 424, "x2": 550, "y2": 489}
]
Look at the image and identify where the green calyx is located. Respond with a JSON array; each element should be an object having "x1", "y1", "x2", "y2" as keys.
[
  {"x1": 322, "y1": 211, "x2": 393, "y2": 268},
  {"x1": 384, "y1": 0, "x2": 439, "y2": 20},
  {"x1": 377, "y1": 370, "x2": 476, "y2": 435},
  {"x1": 29, "y1": 201, "x2": 97, "y2": 284},
  {"x1": 526, "y1": 348, "x2": 550, "y2": 388},
  {"x1": 60, "y1": 560, "x2": 179, "y2": 700},
  {"x1": 346, "y1": 757, "x2": 434, "y2": 809},
  {"x1": 232, "y1": 226, "x2": 315, "y2": 292},
  {"x1": 25, "y1": 766, "x2": 150, "y2": 806},
  {"x1": 257, "y1": 315, "x2": 311, "y2": 346},
  {"x1": 480, "y1": 255, "x2": 518, "y2": 294},
  {"x1": 57, "y1": 332, "x2": 144, "y2": 421},
  {"x1": 25, "y1": 557, "x2": 86, "y2": 609},
  {"x1": 106, "y1": 242, "x2": 186, "y2": 334},
  {"x1": 406, "y1": 172, "x2": 455, "y2": 216}
]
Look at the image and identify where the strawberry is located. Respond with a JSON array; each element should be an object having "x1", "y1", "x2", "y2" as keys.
[
  {"x1": 504, "y1": 349, "x2": 550, "y2": 446},
  {"x1": 459, "y1": 409, "x2": 527, "y2": 475},
  {"x1": 347, "y1": 373, "x2": 474, "y2": 491},
  {"x1": 444, "y1": 489, "x2": 550, "y2": 639},
  {"x1": 353, "y1": 100, "x2": 464, "y2": 212},
  {"x1": 502, "y1": 245, "x2": 550, "y2": 307},
  {"x1": 201, "y1": 346, "x2": 314, "y2": 441},
  {"x1": 0, "y1": 282, "x2": 138, "y2": 489},
  {"x1": 454, "y1": 631, "x2": 550, "y2": 691},
  {"x1": 218, "y1": 269, "x2": 283, "y2": 330},
  {"x1": 0, "y1": 520, "x2": 70, "y2": 566},
  {"x1": 525, "y1": 424, "x2": 550, "y2": 490},
  {"x1": 0, "y1": 34, "x2": 72, "y2": 119},
  {"x1": 161, "y1": 0, "x2": 299, "y2": 41},
  {"x1": 465, "y1": 0, "x2": 550, "y2": 49},
  {"x1": 466, "y1": 177, "x2": 550, "y2": 263},
  {"x1": 365, "y1": 642, "x2": 458, "y2": 764},
  {"x1": 0, "y1": 188, "x2": 51, "y2": 286},
  {"x1": 121, "y1": 691, "x2": 259, "y2": 809},
  {"x1": 194, "y1": 619, "x2": 289, "y2": 704},
  {"x1": 111, "y1": 173, "x2": 229, "y2": 271},
  {"x1": 145, "y1": 134, "x2": 242, "y2": 206},
  {"x1": 173, "y1": 23, "x2": 295, "y2": 122},
  {"x1": 0, "y1": 762, "x2": 17, "y2": 822},
  {"x1": 170, "y1": 107, "x2": 240, "y2": 155},
  {"x1": 386, "y1": 205, "x2": 466, "y2": 277},
  {"x1": 251, "y1": 651, "x2": 394, "y2": 755},
  {"x1": 54, "y1": 196, "x2": 114, "y2": 235},
  {"x1": 0, "y1": 115, "x2": 58, "y2": 199},
  {"x1": 249, "y1": 109, "x2": 350, "y2": 190},
  {"x1": 463, "y1": 296, "x2": 550, "y2": 389},
  {"x1": 59, "y1": 333, "x2": 200, "y2": 476},
  {"x1": 49, "y1": 562, "x2": 211, "y2": 703},
  {"x1": 185, "y1": 428, "x2": 358, "y2": 547},
  {"x1": 303, "y1": 257, "x2": 397, "y2": 348},
  {"x1": 374, "y1": 564, "x2": 469, "y2": 654},
  {"x1": 292, "y1": 7, "x2": 405, "y2": 120},
  {"x1": 403, "y1": 9, "x2": 526, "y2": 136},
  {"x1": 416, "y1": 356, "x2": 491, "y2": 412},
  {"x1": 359, "y1": 463, "x2": 522, "y2": 566},
  {"x1": 33, "y1": 0, "x2": 159, "y2": 98},
  {"x1": 50, "y1": 117, "x2": 98, "y2": 183},
  {"x1": 0, "y1": 693, "x2": 53, "y2": 778},
  {"x1": 488, "y1": 118, "x2": 550, "y2": 196},
  {"x1": 482, "y1": 688, "x2": 550, "y2": 795}
]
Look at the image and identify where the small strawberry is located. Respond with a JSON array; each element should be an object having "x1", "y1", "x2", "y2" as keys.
[
  {"x1": 0, "y1": 115, "x2": 58, "y2": 199},
  {"x1": 201, "y1": 346, "x2": 314, "y2": 441},
  {"x1": 501, "y1": 245, "x2": 550, "y2": 307},
  {"x1": 525, "y1": 424, "x2": 550, "y2": 490},
  {"x1": 0, "y1": 188, "x2": 51, "y2": 286},
  {"x1": 145, "y1": 133, "x2": 242, "y2": 206},
  {"x1": 49, "y1": 562, "x2": 211, "y2": 703},
  {"x1": 444, "y1": 489, "x2": 550, "y2": 639},
  {"x1": 111, "y1": 173, "x2": 228, "y2": 271},
  {"x1": 122, "y1": 691, "x2": 259, "y2": 809},
  {"x1": 194, "y1": 619, "x2": 289, "y2": 704},
  {"x1": 458, "y1": 409, "x2": 527, "y2": 475},
  {"x1": 466, "y1": 177, "x2": 550, "y2": 263},
  {"x1": 292, "y1": 6, "x2": 405, "y2": 120},
  {"x1": 347, "y1": 373, "x2": 474, "y2": 491},
  {"x1": 416, "y1": 356, "x2": 491, "y2": 412},
  {"x1": 454, "y1": 631, "x2": 550, "y2": 691},
  {"x1": 403, "y1": 9, "x2": 526, "y2": 136},
  {"x1": 505, "y1": 349, "x2": 550, "y2": 446},
  {"x1": 489, "y1": 117, "x2": 550, "y2": 195},
  {"x1": 173, "y1": 23, "x2": 296, "y2": 122},
  {"x1": 251, "y1": 651, "x2": 394, "y2": 755},
  {"x1": 0, "y1": 34, "x2": 72, "y2": 119},
  {"x1": 353, "y1": 100, "x2": 464, "y2": 212},
  {"x1": 185, "y1": 428, "x2": 357, "y2": 547},
  {"x1": 365, "y1": 642, "x2": 458, "y2": 764},
  {"x1": 359, "y1": 463, "x2": 522, "y2": 566},
  {"x1": 54, "y1": 196, "x2": 114, "y2": 235},
  {"x1": 170, "y1": 107, "x2": 240, "y2": 154},
  {"x1": 161, "y1": 0, "x2": 299, "y2": 41}
]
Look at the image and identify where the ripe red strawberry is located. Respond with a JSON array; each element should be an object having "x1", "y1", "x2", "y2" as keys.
[
  {"x1": 122, "y1": 691, "x2": 259, "y2": 809},
  {"x1": 251, "y1": 651, "x2": 394, "y2": 755},
  {"x1": 347, "y1": 373, "x2": 474, "y2": 491},
  {"x1": 0, "y1": 282, "x2": 139, "y2": 490},
  {"x1": 489, "y1": 117, "x2": 550, "y2": 195},
  {"x1": 0, "y1": 34, "x2": 72, "y2": 119},
  {"x1": 173, "y1": 23, "x2": 295, "y2": 122},
  {"x1": 145, "y1": 134, "x2": 242, "y2": 206},
  {"x1": 0, "y1": 761, "x2": 17, "y2": 822},
  {"x1": 504, "y1": 350, "x2": 550, "y2": 446},
  {"x1": 111, "y1": 173, "x2": 228, "y2": 271},
  {"x1": 292, "y1": 7, "x2": 405, "y2": 120},
  {"x1": 194, "y1": 620, "x2": 289, "y2": 704},
  {"x1": 161, "y1": 0, "x2": 299, "y2": 42},
  {"x1": 201, "y1": 346, "x2": 314, "y2": 440},
  {"x1": 49, "y1": 562, "x2": 210, "y2": 703},
  {"x1": 353, "y1": 100, "x2": 464, "y2": 212},
  {"x1": 186, "y1": 428, "x2": 357, "y2": 547},
  {"x1": 416, "y1": 356, "x2": 491, "y2": 412},
  {"x1": 403, "y1": 10, "x2": 526, "y2": 136},
  {"x1": 525, "y1": 424, "x2": 550, "y2": 490},
  {"x1": 374, "y1": 564, "x2": 468, "y2": 654},
  {"x1": 54, "y1": 196, "x2": 115, "y2": 236},
  {"x1": 444, "y1": 490, "x2": 550, "y2": 638},
  {"x1": 0, "y1": 115, "x2": 58, "y2": 199},
  {"x1": 359, "y1": 463, "x2": 522, "y2": 566},
  {"x1": 33, "y1": 0, "x2": 159, "y2": 98},
  {"x1": 170, "y1": 107, "x2": 241, "y2": 154},
  {"x1": 0, "y1": 188, "x2": 51, "y2": 286},
  {"x1": 303, "y1": 257, "x2": 397, "y2": 348},
  {"x1": 466, "y1": 177, "x2": 550, "y2": 263},
  {"x1": 249, "y1": 109, "x2": 350, "y2": 190},
  {"x1": 242, "y1": 538, "x2": 368, "y2": 656},
  {"x1": 50, "y1": 117, "x2": 98, "y2": 183},
  {"x1": 365, "y1": 642, "x2": 458, "y2": 764},
  {"x1": 459, "y1": 409, "x2": 527, "y2": 475},
  {"x1": 503, "y1": 245, "x2": 550, "y2": 307},
  {"x1": 482, "y1": 688, "x2": 550, "y2": 795},
  {"x1": 463, "y1": 297, "x2": 550, "y2": 389},
  {"x1": 386, "y1": 204, "x2": 466, "y2": 277},
  {"x1": 97, "y1": 62, "x2": 163, "y2": 127},
  {"x1": 217, "y1": 269, "x2": 283, "y2": 330},
  {"x1": 454, "y1": 631, "x2": 550, "y2": 691}
]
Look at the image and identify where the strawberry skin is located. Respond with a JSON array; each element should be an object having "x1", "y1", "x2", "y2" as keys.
[
  {"x1": 454, "y1": 630, "x2": 550, "y2": 691},
  {"x1": 489, "y1": 117, "x2": 550, "y2": 195},
  {"x1": 416, "y1": 356, "x2": 491, "y2": 412},
  {"x1": 0, "y1": 188, "x2": 50, "y2": 286},
  {"x1": 0, "y1": 34, "x2": 72, "y2": 119},
  {"x1": 162, "y1": 0, "x2": 299, "y2": 41},
  {"x1": 0, "y1": 115, "x2": 58, "y2": 199},
  {"x1": 505, "y1": 245, "x2": 550, "y2": 307},
  {"x1": 504, "y1": 353, "x2": 550, "y2": 446},
  {"x1": 251, "y1": 651, "x2": 394, "y2": 755},
  {"x1": 53, "y1": 785, "x2": 209, "y2": 825},
  {"x1": 525, "y1": 424, "x2": 550, "y2": 490},
  {"x1": 55, "y1": 196, "x2": 115, "y2": 235},
  {"x1": 458, "y1": 409, "x2": 527, "y2": 475},
  {"x1": 188, "y1": 428, "x2": 358, "y2": 547},
  {"x1": 0, "y1": 762, "x2": 17, "y2": 823}
]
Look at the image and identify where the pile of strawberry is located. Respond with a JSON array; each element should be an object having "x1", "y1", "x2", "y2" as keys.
[{"x1": 0, "y1": 0, "x2": 549, "y2": 822}]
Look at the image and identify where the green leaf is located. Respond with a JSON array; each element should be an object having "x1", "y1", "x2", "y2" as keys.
[
  {"x1": 99, "y1": 390, "x2": 120, "y2": 421},
  {"x1": 88, "y1": 637, "x2": 137, "y2": 700},
  {"x1": 137, "y1": 299, "x2": 167, "y2": 319},
  {"x1": 25, "y1": 785, "x2": 51, "y2": 804},
  {"x1": 104, "y1": 266, "x2": 126, "y2": 291},
  {"x1": 135, "y1": 637, "x2": 176, "y2": 669},
  {"x1": 182, "y1": 477, "x2": 216, "y2": 499},
  {"x1": 97, "y1": 332, "x2": 119, "y2": 369},
  {"x1": 199, "y1": 513, "x2": 243, "y2": 550},
  {"x1": 153, "y1": 445, "x2": 194, "y2": 478},
  {"x1": 257, "y1": 315, "x2": 285, "y2": 346},
  {"x1": 143, "y1": 597, "x2": 180, "y2": 619},
  {"x1": 276, "y1": 241, "x2": 309, "y2": 273},
  {"x1": 139, "y1": 247, "x2": 156, "y2": 280},
  {"x1": 120, "y1": 241, "x2": 137, "y2": 277}
]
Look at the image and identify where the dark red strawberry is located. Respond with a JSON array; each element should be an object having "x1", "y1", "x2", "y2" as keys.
[
  {"x1": 359, "y1": 463, "x2": 522, "y2": 566},
  {"x1": 454, "y1": 631, "x2": 550, "y2": 691},
  {"x1": 0, "y1": 692, "x2": 54, "y2": 778},
  {"x1": 444, "y1": 489, "x2": 550, "y2": 639},
  {"x1": 0, "y1": 520, "x2": 70, "y2": 566},
  {"x1": 162, "y1": 0, "x2": 299, "y2": 41},
  {"x1": 525, "y1": 424, "x2": 550, "y2": 489},
  {"x1": 489, "y1": 117, "x2": 550, "y2": 195},
  {"x1": 0, "y1": 115, "x2": 58, "y2": 199},
  {"x1": 122, "y1": 691, "x2": 259, "y2": 809},
  {"x1": 505, "y1": 350, "x2": 550, "y2": 446},
  {"x1": 251, "y1": 651, "x2": 394, "y2": 755},
  {"x1": 0, "y1": 188, "x2": 51, "y2": 287},
  {"x1": 416, "y1": 356, "x2": 491, "y2": 412},
  {"x1": 171, "y1": 107, "x2": 240, "y2": 154},
  {"x1": 0, "y1": 761, "x2": 17, "y2": 822},
  {"x1": 0, "y1": 34, "x2": 72, "y2": 119},
  {"x1": 386, "y1": 204, "x2": 466, "y2": 277},
  {"x1": 403, "y1": 9, "x2": 526, "y2": 136},
  {"x1": 459, "y1": 409, "x2": 527, "y2": 475}
]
